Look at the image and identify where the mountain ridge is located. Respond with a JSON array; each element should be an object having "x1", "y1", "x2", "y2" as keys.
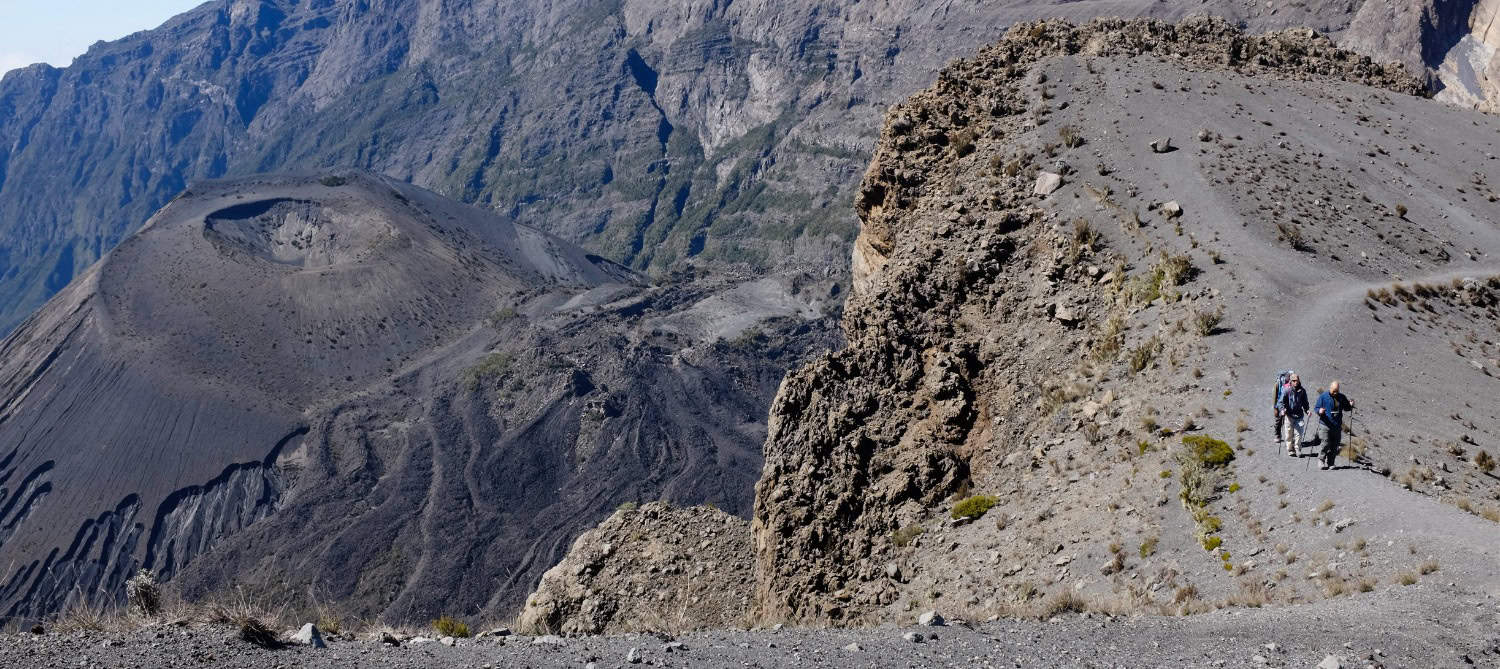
[{"x1": 2, "y1": 0, "x2": 1494, "y2": 335}]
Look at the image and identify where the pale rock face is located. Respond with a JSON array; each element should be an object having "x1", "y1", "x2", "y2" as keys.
[{"x1": 1432, "y1": 0, "x2": 1500, "y2": 112}]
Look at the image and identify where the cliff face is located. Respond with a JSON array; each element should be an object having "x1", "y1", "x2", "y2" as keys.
[{"x1": 0, "y1": 0, "x2": 1476, "y2": 335}]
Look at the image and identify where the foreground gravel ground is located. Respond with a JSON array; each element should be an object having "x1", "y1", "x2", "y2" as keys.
[{"x1": 5, "y1": 588, "x2": 1496, "y2": 668}]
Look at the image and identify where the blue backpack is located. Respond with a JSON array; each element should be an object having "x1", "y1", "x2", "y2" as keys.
[{"x1": 1272, "y1": 370, "x2": 1291, "y2": 406}]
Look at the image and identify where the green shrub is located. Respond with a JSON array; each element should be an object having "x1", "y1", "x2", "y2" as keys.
[
  {"x1": 951, "y1": 495, "x2": 999, "y2": 520},
  {"x1": 1201, "y1": 535, "x2": 1222, "y2": 551},
  {"x1": 1181, "y1": 435, "x2": 1234, "y2": 468},
  {"x1": 616, "y1": 502, "x2": 638, "y2": 512},
  {"x1": 433, "y1": 615, "x2": 471, "y2": 638}
]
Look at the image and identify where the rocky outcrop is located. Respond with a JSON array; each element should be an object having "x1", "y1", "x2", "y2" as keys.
[
  {"x1": 750, "y1": 17, "x2": 1426, "y2": 625},
  {"x1": 517, "y1": 503, "x2": 751, "y2": 636}
]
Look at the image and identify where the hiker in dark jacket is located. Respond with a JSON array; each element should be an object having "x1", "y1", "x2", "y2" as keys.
[
  {"x1": 1314, "y1": 380, "x2": 1355, "y2": 470},
  {"x1": 1278, "y1": 373, "x2": 1309, "y2": 457}
]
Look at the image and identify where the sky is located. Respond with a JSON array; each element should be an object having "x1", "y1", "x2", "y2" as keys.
[{"x1": 0, "y1": 0, "x2": 204, "y2": 75}]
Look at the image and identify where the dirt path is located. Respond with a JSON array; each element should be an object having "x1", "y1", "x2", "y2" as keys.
[{"x1": 1235, "y1": 264, "x2": 1500, "y2": 594}]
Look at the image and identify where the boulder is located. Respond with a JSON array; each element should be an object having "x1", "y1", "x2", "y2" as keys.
[
  {"x1": 918, "y1": 610, "x2": 946, "y2": 626},
  {"x1": 290, "y1": 623, "x2": 325, "y2": 649},
  {"x1": 1160, "y1": 201, "x2": 1183, "y2": 219},
  {"x1": 1034, "y1": 171, "x2": 1064, "y2": 196},
  {"x1": 1150, "y1": 137, "x2": 1174, "y2": 153}
]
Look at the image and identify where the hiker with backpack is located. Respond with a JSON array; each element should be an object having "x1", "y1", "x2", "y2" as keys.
[
  {"x1": 1277, "y1": 372, "x2": 1309, "y2": 457},
  {"x1": 1313, "y1": 380, "x2": 1356, "y2": 470},
  {"x1": 1271, "y1": 370, "x2": 1292, "y2": 443}
]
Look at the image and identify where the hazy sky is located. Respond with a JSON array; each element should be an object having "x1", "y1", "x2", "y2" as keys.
[{"x1": 0, "y1": 1, "x2": 204, "y2": 74}]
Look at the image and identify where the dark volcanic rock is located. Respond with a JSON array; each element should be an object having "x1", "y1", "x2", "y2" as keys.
[{"x1": 0, "y1": 172, "x2": 832, "y2": 623}]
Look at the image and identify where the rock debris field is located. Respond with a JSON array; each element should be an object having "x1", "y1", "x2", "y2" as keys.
[{"x1": 4, "y1": 588, "x2": 1496, "y2": 668}]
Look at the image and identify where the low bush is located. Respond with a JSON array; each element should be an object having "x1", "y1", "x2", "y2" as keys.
[
  {"x1": 1475, "y1": 450, "x2": 1495, "y2": 473},
  {"x1": 433, "y1": 615, "x2": 472, "y2": 638},
  {"x1": 1181, "y1": 435, "x2": 1234, "y2": 468},
  {"x1": 1138, "y1": 536, "x2": 1158, "y2": 558},
  {"x1": 1192, "y1": 307, "x2": 1224, "y2": 336},
  {"x1": 1129, "y1": 336, "x2": 1163, "y2": 374},
  {"x1": 951, "y1": 495, "x2": 999, "y2": 520}
]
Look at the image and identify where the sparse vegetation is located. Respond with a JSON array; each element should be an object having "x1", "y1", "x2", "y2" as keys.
[
  {"x1": 433, "y1": 614, "x2": 472, "y2": 638},
  {"x1": 1475, "y1": 450, "x2": 1495, "y2": 474},
  {"x1": 616, "y1": 502, "x2": 638, "y2": 512},
  {"x1": 1058, "y1": 125, "x2": 1085, "y2": 148},
  {"x1": 1068, "y1": 218, "x2": 1100, "y2": 263},
  {"x1": 1128, "y1": 253, "x2": 1195, "y2": 304},
  {"x1": 1275, "y1": 221, "x2": 1310, "y2": 251},
  {"x1": 1394, "y1": 203, "x2": 1408, "y2": 218},
  {"x1": 125, "y1": 569, "x2": 161, "y2": 616},
  {"x1": 318, "y1": 175, "x2": 348, "y2": 187},
  {"x1": 1129, "y1": 336, "x2": 1163, "y2": 374},
  {"x1": 1192, "y1": 307, "x2": 1225, "y2": 336},
  {"x1": 892, "y1": 524, "x2": 926, "y2": 547},
  {"x1": 1139, "y1": 536, "x2": 1158, "y2": 558},
  {"x1": 1417, "y1": 559, "x2": 1439, "y2": 575},
  {"x1": 952, "y1": 495, "x2": 999, "y2": 520},
  {"x1": 462, "y1": 352, "x2": 514, "y2": 390},
  {"x1": 1091, "y1": 314, "x2": 1127, "y2": 362},
  {"x1": 952, "y1": 127, "x2": 978, "y2": 157},
  {"x1": 1396, "y1": 572, "x2": 1417, "y2": 586}
]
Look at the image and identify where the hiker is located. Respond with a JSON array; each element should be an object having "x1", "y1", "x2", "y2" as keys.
[
  {"x1": 1271, "y1": 370, "x2": 1291, "y2": 443},
  {"x1": 1277, "y1": 372, "x2": 1309, "y2": 456},
  {"x1": 1313, "y1": 380, "x2": 1355, "y2": 470}
]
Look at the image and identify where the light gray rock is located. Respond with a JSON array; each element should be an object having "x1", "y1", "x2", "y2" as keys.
[
  {"x1": 845, "y1": 642, "x2": 863, "y2": 652},
  {"x1": 1317, "y1": 655, "x2": 1344, "y2": 669},
  {"x1": 290, "y1": 623, "x2": 325, "y2": 649},
  {"x1": 1150, "y1": 137, "x2": 1174, "y2": 153},
  {"x1": 627, "y1": 647, "x2": 642, "y2": 664},
  {"x1": 902, "y1": 631, "x2": 925, "y2": 643},
  {"x1": 1161, "y1": 201, "x2": 1183, "y2": 219},
  {"x1": 1034, "y1": 171, "x2": 1065, "y2": 196},
  {"x1": 532, "y1": 635, "x2": 566, "y2": 646},
  {"x1": 918, "y1": 610, "x2": 946, "y2": 626},
  {"x1": 439, "y1": 636, "x2": 456, "y2": 646}
]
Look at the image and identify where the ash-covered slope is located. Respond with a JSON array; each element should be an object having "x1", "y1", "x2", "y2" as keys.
[
  {"x1": 0, "y1": 0, "x2": 1487, "y2": 335},
  {"x1": 748, "y1": 16, "x2": 1500, "y2": 627},
  {"x1": 0, "y1": 173, "x2": 830, "y2": 623}
]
